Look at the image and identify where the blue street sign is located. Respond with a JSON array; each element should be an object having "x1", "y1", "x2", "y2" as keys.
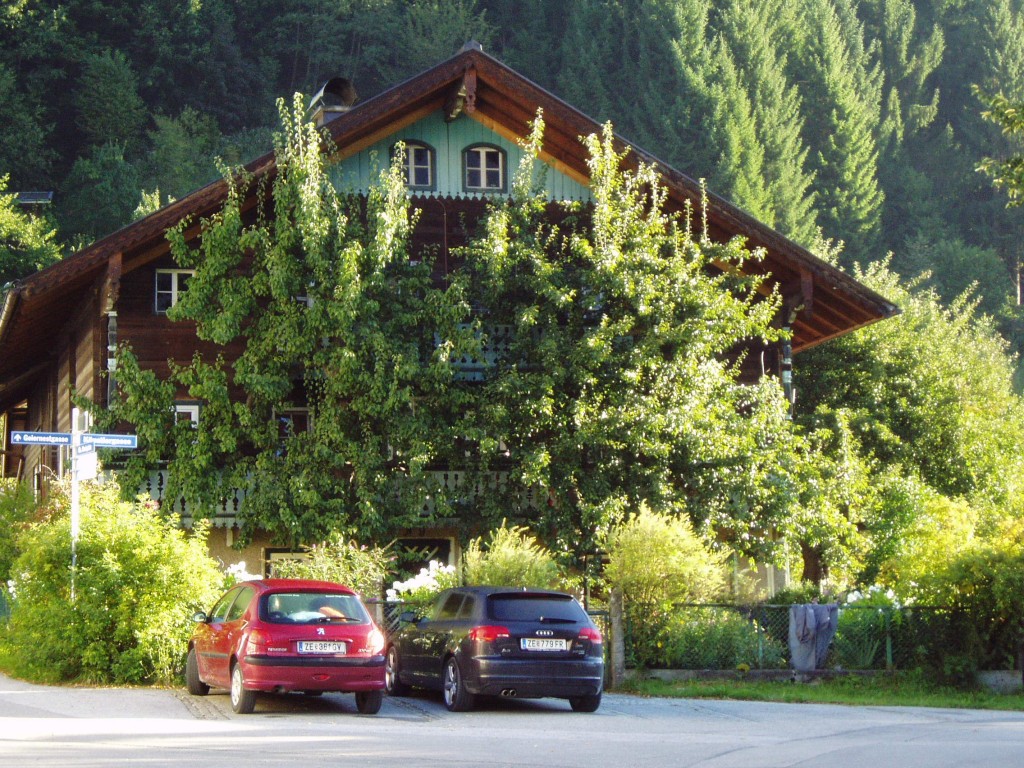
[
  {"x1": 11, "y1": 431, "x2": 72, "y2": 446},
  {"x1": 79, "y1": 433, "x2": 138, "y2": 449}
]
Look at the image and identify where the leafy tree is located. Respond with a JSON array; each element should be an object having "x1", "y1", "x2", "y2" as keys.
[
  {"x1": 0, "y1": 478, "x2": 36, "y2": 586},
  {"x1": 110, "y1": 95, "x2": 472, "y2": 546},
  {"x1": 0, "y1": 63, "x2": 54, "y2": 190},
  {"x1": 794, "y1": 259, "x2": 1024, "y2": 583},
  {"x1": 377, "y1": 0, "x2": 495, "y2": 85},
  {"x1": 894, "y1": 233, "x2": 1012, "y2": 318},
  {"x1": 109, "y1": 100, "x2": 792, "y2": 565},
  {"x1": 978, "y1": 90, "x2": 1024, "y2": 208},
  {"x1": 0, "y1": 174, "x2": 62, "y2": 284}
]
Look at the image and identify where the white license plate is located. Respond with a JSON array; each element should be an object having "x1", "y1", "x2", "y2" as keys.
[
  {"x1": 521, "y1": 638, "x2": 567, "y2": 651},
  {"x1": 297, "y1": 641, "x2": 347, "y2": 654}
]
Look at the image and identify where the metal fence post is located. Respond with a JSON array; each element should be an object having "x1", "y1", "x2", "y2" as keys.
[
  {"x1": 610, "y1": 587, "x2": 625, "y2": 687},
  {"x1": 885, "y1": 608, "x2": 893, "y2": 670}
]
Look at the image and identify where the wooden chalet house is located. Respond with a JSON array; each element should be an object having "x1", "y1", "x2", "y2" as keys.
[{"x1": 0, "y1": 44, "x2": 898, "y2": 573}]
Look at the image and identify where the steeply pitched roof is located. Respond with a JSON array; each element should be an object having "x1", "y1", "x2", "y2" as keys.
[{"x1": 0, "y1": 45, "x2": 898, "y2": 411}]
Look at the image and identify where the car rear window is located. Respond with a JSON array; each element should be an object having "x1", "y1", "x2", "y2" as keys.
[
  {"x1": 260, "y1": 592, "x2": 370, "y2": 624},
  {"x1": 488, "y1": 594, "x2": 587, "y2": 623}
]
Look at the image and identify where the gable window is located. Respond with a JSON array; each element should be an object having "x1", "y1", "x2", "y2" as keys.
[
  {"x1": 155, "y1": 269, "x2": 194, "y2": 313},
  {"x1": 463, "y1": 144, "x2": 506, "y2": 192},
  {"x1": 397, "y1": 141, "x2": 435, "y2": 190}
]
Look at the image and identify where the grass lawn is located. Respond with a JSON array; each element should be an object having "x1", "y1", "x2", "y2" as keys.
[{"x1": 615, "y1": 671, "x2": 1024, "y2": 711}]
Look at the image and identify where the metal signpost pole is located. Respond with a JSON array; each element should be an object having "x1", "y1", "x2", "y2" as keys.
[{"x1": 70, "y1": 408, "x2": 81, "y2": 602}]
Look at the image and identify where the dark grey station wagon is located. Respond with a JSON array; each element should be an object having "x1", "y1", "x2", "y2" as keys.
[{"x1": 384, "y1": 586, "x2": 604, "y2": 712}]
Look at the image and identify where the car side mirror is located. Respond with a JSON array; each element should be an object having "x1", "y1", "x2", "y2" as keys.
[
  {"x1": 192, "y1": 611, "x2": 209, "y2": 623},
  {"x1": 398, "y1": 610, "x2": 420, "y2": 624}
]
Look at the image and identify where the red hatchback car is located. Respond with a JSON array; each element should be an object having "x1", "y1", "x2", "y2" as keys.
[{"x1": 186, "y1": 579, "x2": 386, "y2": 714}]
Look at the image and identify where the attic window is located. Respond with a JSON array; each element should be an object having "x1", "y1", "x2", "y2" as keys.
[
  {"x1": 464, "y1": 144, "x2": 505, "y2": 192},
  {"x1": 397, "y1": 142, "x2": 435, "y2": 190},
  {"x1": 155, "y1": 269, "x2": 195, "y2": 313}
]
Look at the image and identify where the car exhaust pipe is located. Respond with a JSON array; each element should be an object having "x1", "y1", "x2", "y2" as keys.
[{"x1": 500, "y1": 688, "x2": 517, "y2": 697}]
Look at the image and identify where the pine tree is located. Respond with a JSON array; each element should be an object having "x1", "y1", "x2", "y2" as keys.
[
  {"x1": 716, "y1": 0, "x2": 818, "y2": 247},
  {"x1": 792, "y1": 0, "x2": 885, "y2": 266},
  {"x1": 703, "y1": 37, "x2": 772, "y2": 224}
]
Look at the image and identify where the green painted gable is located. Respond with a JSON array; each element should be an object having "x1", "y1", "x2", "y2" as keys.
[{"x1": 328, "y1": 110, "x2": 592, "y2": 202}]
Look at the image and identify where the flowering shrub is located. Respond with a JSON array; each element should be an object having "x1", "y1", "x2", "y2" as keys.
[
  {"x1": 222, "y1": 560, "x2": 261, "y2": 587},
  {"x1": 386, "y1": 560, "x2": 459, "y2": 607}
]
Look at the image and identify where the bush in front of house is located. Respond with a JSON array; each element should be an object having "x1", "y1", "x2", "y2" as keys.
[
  {"x1": 2, "y1": 480, "x2": 223, "y2": 684},
  {"x1": 651, "y1": 606, "x2": 786, "y2": 670},
  {"x1": 269, "y1": 533, "x2": 392, "y2": 598},
  {"x1": 604, "y1": 506, "x2": 726, "y2": 668},
  {"x1": 0, "y1": 478, "x2": 37, "y2": 588},
  {"x1": 461, "y1": 522, "x2": 562, "y2": 589}
]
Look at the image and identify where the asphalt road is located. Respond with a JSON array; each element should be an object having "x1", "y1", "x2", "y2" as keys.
[{"x1": 3, "y1": 671, "x2": 1024, "y2": 767}]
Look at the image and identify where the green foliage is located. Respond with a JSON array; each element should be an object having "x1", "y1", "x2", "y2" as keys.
[
  {"x1": 0, "y1": 478, "x2": 36, "y2": 584},
  {"x1": 978, "y1": 89, "x2": 1024, "y2": 207},
  {"x1": 461, "y1": 523, "x2": 560, "y2": 589},
  {"x1": 912, "y1": 521, "x2": 1024, "y2": 672},
  {"x1": 4, "y1": 480, "x2": 223, "y2": 684},
  {"x1": 58, "y1": 143, "x2": 141, "y2": 244},
  {"x1": 794, "y1": 259, "x2": 1024, "y2": 585},
  {"x1": 74, "y1": 49, "x2": 147, "y2": 152},
  {"x1": 268, "y1": 534, "x2": 391, "y2": 597},
  {"x1": 605, "y1": 507, "x2": 726, "y2": 667},
  {"x1": 604, "y1": 507, "x2": 726, "y2": 607},
  {"x1": 111, "y1": 102, "x2": 789, "y2": 559},
  {"x1": 0, "y1": 174, "x2": 62, "y2": 284},
  {"x1": 646, "y1": 606, "x2": 785, "y2": 671}
]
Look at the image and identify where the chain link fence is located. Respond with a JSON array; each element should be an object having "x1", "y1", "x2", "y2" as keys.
[{"x1": 622, "y1": 603, "x2": 962, "y2": 672}]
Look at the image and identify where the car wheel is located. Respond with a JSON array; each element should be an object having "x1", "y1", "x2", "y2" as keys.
[
  {"x1": 355, "y1": 690, "x2": 384, "y2": 715},
  {"x1": 385, "y1": 646, "x2": 410, "y2": 696},
  {"x1": 230, "y1": 663, "x2": 257, "y2": 714},
  {"x1": 569, "y1": 692, "x2": 602, "y2": 712},
  {"x1": 443, "y1": 657, "x2": 475, "y2": 712},
  {"x1": 185, "y1": 648, "x2": 209, "y2": 696}
]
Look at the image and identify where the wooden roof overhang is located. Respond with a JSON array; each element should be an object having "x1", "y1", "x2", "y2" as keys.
[{"x1": 0, "y1": 46, "x2": 898, "y2": 415}]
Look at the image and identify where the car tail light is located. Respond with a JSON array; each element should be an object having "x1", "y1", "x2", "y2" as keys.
[
  {"x1": 245, "y1": 630, "x2": 267, "y2": 655},
  {"x1": 366, "y1": 627, "x2": 385, "y2": 655},
  {"x1": 577, "y1": 627, "x2": 602, "y2": 644},
  {"x1": 469, "y1": 625, "x2": 511, "y2": 642}
]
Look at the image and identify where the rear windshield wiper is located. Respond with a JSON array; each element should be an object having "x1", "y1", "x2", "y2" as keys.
[{"x1": 537, "y1": 616, "x2": 576, "y2": 624}]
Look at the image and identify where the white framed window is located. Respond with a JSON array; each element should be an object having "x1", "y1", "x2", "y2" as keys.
[
  {"x1": 464, "y1": 144, "x2": 506, "y2": 192},
  {"x1": 174, "y1": 402, "x2": 200, "y2": 426},
  {"x1": 397, "y1": 142, "x2": 435, "y2": 190},
  {"x1": 155, "y1": 269, "x2": 195, "y2": 313}
]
